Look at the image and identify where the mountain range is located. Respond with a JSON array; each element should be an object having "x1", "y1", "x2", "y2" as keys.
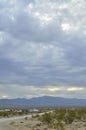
[{"x1": 0, "y1": 96, "x2": 86, "y2": 108}]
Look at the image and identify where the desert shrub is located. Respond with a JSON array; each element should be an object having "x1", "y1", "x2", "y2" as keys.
[
  {"x1": 53, "y1": 121, "x2": 65, "y2": 130},
  {"x1": 36, "y1": 123, "x2": 41, "y2": 126},
  {"x1": 56, "y1": 113, "x2": 65, "y2": 121},
  {"x1": 20, "y1": 121, "x2": 24, "y2": 123},
  {"x1": 63, "y1": 109, "x2": 76, "y2": 124},
  {"x1": 64, "y1": 116, "x2": 74, "y2": 124},
  {"x1": 25, "y1": 116, "x2": 28, "y2": 120},
  {"x1": 40, "y1": 113, "x2": 52, "y2": 124}
]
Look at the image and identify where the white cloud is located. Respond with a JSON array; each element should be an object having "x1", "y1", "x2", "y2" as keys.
[
  {"x1": 0, "y1": 84, "x2": 86, "y2": 99},
  {"x1": 67, "y1": 87, "x2": 85, "y2": 91},
  {"x1": 48, "y1": 87, "x2": 62, "y2": 92},
  {"x1": 61, "y1": 23, "x2": 71, "y2": 31}
]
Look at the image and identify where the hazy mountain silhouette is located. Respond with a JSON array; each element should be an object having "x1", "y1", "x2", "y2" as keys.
[{"x1": 0, "y1": 96, "x2": 86, "y2": 108}]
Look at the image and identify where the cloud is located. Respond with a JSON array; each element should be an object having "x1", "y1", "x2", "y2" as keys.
[
  {"x1": 67, "y1": 87, "x2": 85, "y2": 91},
  {"x1": 0, "y1": 84, "x2": 86, "y2": 99},
  {"x1": 0, "y1": 0, "x2": 86, "y2": 98}
]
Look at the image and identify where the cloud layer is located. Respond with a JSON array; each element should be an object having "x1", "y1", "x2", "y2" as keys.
[{"x1": 0, "y1": 0, "x2": 86, "y2": 99}]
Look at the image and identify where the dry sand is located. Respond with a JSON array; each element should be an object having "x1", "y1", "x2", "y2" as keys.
[
  {"x1": 1, "y1": 115, "x2": 86, "y2": 130},
  {"x1": 0, "y1": 122, "x2": 15, "y2": 130},
  {"x1": 8, "y1": 117, "x2": 86, "y2": 130}
]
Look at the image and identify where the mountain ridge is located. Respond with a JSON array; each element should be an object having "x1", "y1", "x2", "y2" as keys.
[{"x1": 0, "y1": 96, "x2": 86, "y2": 108}]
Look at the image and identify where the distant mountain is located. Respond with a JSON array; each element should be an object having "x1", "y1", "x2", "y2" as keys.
[{"x1": 0, "y1": 96, "x2": 86, "y2": 108}]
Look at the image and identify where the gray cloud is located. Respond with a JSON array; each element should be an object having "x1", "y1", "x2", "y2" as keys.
[{"x1": 0, "y1": 0, "x2": 86, "y2": 98}]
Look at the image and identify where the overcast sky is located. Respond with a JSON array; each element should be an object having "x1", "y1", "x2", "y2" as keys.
[{"x1": 0, "y1": 0, "x2": 86, "y2": 99}]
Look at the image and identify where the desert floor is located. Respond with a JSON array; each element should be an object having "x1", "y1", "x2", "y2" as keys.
[{"x1": 8, "y1": 116, "x2": 86, "y2": 130}]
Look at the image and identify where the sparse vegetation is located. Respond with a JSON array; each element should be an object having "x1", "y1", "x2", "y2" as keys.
[
  {"x1": 1, "y1": 108, "x2": 86, "y2": 130},
  {"x1": 40, "y1": 112, "x2": 52, "y2": 124},
  {"x1": 0, "y1": 110, "x2": 27, "y2": 118},
  {"x1": 38, "y1": 108, "x2": 86, "y2": 129}
]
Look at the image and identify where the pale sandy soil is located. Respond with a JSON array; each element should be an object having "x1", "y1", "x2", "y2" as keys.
[
  {"x1": 0, "y1": 115, "x2": 31, "y2": 130},
  {"x1": 8, "y1": 117, "x2": 86, "y2": 130},
  {"x1": 9, "y1": 117, "x2": 54, "y2": 130},
  {"x1": 0, "y1": 122, "x2": 15, "y2": 130}
]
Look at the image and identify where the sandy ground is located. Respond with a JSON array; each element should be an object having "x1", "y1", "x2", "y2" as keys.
[
  {"x1": 1, "y1": 115, "x2": 86, "y2": 130},
  {"x1": 9, "y1": 118, "x2": 86, "y2": 130},
  {"x1": 0, "y1": 122, "x2": 15, "y2": 130},
  {"x1": 0, "y1": 115, "x2": 32, "y2": 130}
]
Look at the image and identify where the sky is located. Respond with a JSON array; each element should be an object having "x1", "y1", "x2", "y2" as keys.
[{"x1": 0, "y1": 0, "x2": 86, "y2": 99}]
